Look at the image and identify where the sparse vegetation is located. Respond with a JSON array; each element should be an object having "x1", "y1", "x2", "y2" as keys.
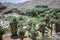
[
  {"x1": 10, "y1": 16, "x2": 18, "y2": 36},
  {"x1": 1, "y1": 5, "x2": 60, "y2": 40},
  {"x1": 0, "y1": 26, "x2": 5, "y2": 40}
]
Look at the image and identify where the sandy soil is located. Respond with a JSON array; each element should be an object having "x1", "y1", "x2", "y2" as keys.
[{"x1": 2, "y1": 33, "x2": 30, "y2": 40}]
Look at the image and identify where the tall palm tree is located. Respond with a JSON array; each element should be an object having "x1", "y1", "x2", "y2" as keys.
[
  {"x1": 50, "y1": 18, "x2": 56, "y2": 36},
  {"x1": 39, "y1": 22, "x2": 46, "y2": 37}
]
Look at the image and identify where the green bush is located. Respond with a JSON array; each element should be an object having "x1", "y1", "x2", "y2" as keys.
[
  {"x1": 12, "y1": 8, "x2": 19, "y2": 12},
  {"x1": 19, "y1": 25, "x2": 26, "y2": 37},
  {"x1": 10, "y1": 16, "x2": 18, "y2": 26},
  {"x1": 0, "y1": 16, "x2": 5, "y2": 19},
  {"x1": 17, "y1": 10, "x2": 26, "y2": 15},
  {"x1": 0, "y1": 26, "x2": 5, "y2": 36},
  {"x1": 39, "y1": 22, "x2": 46, "y2": 27},
  {"x1": 35, "y1": 5, "x2": 48, "y2": 8},
  {"x1": 4, "y1": 27, "x2": 11, "y2": 33},
  {"x1": 41, "y1": 37, "x2": 52, "y2": 40},
  {"x1": 6, "y1": 16, "x2": 14, "y2": 21},
  {"x1": 29, "y1": 27, "x2": 39, "y2": 38},
  {"x1": 18, "y1": 16, "x2": 24, "y2": 20}
]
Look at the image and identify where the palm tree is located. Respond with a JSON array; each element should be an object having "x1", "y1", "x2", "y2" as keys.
[
  {"x1": 39, "y1": 22, "x2": 46, "y2": 37},
  {"x1": 30, "y1": 27, "x2": 38, "y2": 40},
  {"x1": 50, "y1": 18, "x2": 56, "y2": 36},
  {"x1": 28, "y1": 20, "x2": 33, "y2": 27},
  {"x1": 10, "y1": 16, "x2": 18, "y2": 36},
  {"x1": 55, "y1": 19, "x2": 60, "y2": 33},
  {"x1": 44, "y1": 14, "x2": 50, "y2": 24},
  {"x1": 19, "y1": 24, "x2": 26, "y2": 40}
]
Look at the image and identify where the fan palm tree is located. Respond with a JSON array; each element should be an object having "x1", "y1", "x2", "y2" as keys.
[
  {"x1": 39, "y1": 22, "x2": 46, "y2": 37},
  {"x1": 30, "y1": 27, "x2": 38, "y2": 40},
  {"x1": 10, "y1": 16, "x2": 18, "y2": 36},
  {"x1": 50, "y1": 18, "x2": 56, "y2": 36},
  {"x1": 44, "y1": 14, "x2": 50, "y2": 24},
  {"x1": 55, "y1": 19, "x2": 60, "y2": 33},
  {"x1": 19, "y1": 24, "x2": 26, "y2": 40}
]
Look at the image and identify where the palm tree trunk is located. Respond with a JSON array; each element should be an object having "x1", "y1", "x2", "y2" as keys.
[
  {"x1": 42, "y1": 27, "x2": 45, "y2": 37},
  {"x1": 0, "y1": 36, "x2": 2, "y2": 40},
  {"x1": 11, "y1": 24, "x2": 18, "y2": 36},
  {"x1": 32, "y1": 36, "x2": 36, "y2": 40},
  {"x1": 51, "y1": 26, "x2": 52, "y2": 36},
  {"x1": 20, "y1": 37, "x2": 23, "y2": 40}
]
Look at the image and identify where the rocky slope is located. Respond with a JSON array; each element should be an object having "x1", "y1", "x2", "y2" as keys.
[{"x1": 1, "y1": 0, "x2": 60, "y2": 9}]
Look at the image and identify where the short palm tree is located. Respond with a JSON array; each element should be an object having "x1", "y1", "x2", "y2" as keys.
[
  {"x1": 44, "y1": 14, "x2": 50, "y2": 24},
  {"x1": 28, "y1": 20, "x2": 33, "y2": 27},
  {"x1": 30, "y1": 27, "x2": 38, "y2": 40},
  {"x1": 39, "y1": 22, "x2": 46, "y2": 37},
  {"x1": 19, "y1": 25, "x2": 26, "y2": 40},
  {"x1": 10, "y1": 16, "x2": 18, "y2": 36},
  {"x1": 50, "y1": 18, "x2": 56, "y2": 36}
]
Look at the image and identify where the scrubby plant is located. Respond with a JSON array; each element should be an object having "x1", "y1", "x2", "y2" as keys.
[
  {"x1": 6, "y1": 16, "x2": 14, "y2": 21},
  {"x1": 0, "y1": 15, "x2": 5, "y2": 19},
  {"x1": 0, "y1": 26, "x2": 5, "y2": 40},
  {"x1": 4, "y1": 27, "x2": 11, "y2": 33},
  {"x1": 12, "y1": 8, "x2": 19, "y2": 13},
  {"x1": 35, "y1": 5, "x2": 48, "y2": 8},
  {"x1": 18, "y1": 16, "x2": 24, "y2": 20}
]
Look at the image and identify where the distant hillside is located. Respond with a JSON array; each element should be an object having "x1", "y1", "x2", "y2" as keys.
[
  {"x1": 1, "y1": 0, "x2": 60, "y2": 9},
  {"x1": 0, "y1": 3, "x2": 12, "y2": 14}
]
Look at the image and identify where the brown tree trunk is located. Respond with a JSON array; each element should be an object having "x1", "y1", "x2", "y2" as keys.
[
  {"x1": 20, "y1": 37, "x2": 23, "y2": 40},
  {"x1": 39, "y1": 27, "x2": 45, "y2": 37},
  {"x1": 51, "y1": 27, "x2": 52, "y2": 36},
  {"x1": 11, "y1": 24, "x2": 18, "y2": 36},
  {"x1": 32, "y1": 35, "x2": 36, "y2": 40},
  {"x1": 0, "y1": 36, "x2": 2, "y2": 40},
  {"x1": 42, "y1": 27, "x2": 45, "y2": 37},
  {"x1": 55, "y1": 22, "x2": 60, "y2": 33}
]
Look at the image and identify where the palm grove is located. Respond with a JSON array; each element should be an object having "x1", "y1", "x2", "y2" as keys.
[{"x1": 0, "y1": 5, "x2": 60, "y2": 40}]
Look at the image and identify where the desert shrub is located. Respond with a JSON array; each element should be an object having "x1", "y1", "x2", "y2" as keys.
[
  {"x1": 4, "y1": 27, "x2": 11, "y2": 33},
  {"x1": 35, "y1": 5, "x2": 48, "y2": 8},
  {"x1": 6, "y1": 16, "x2": 14, "y2": 21},
  {"x1": 18, "y1": 16, "x2": 24, "y2": 20},
  {"x1": 0, "y1": 26, "x2": 5, "y2": 40},
  {"x1": 17, "y1": 10, "x2": 26, "y2": 15},
  {"x1": 12, "y1": 8, "x2": 19, "y2": 12},
  {"x1": 36, "y1": 35, "x2": 52, "y2": 40},
  {"x1": 41, "y1": 37, "x2": 52, "y2": 40},
  {"x1": 0, "y1": 16, "x2": 5, "y2": 19},
  {"x1": 0, "y1": 26, "x2": 5, "y2": 36}
]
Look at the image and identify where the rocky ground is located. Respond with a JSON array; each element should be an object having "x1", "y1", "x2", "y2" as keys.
[{"x1": 2, "y1": 33, "x2": 31, "y2": 40}]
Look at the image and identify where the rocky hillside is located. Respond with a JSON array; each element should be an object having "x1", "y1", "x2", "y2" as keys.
[{"x1": 1, "y1": 0, "x2": 60, "y2": 9}]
